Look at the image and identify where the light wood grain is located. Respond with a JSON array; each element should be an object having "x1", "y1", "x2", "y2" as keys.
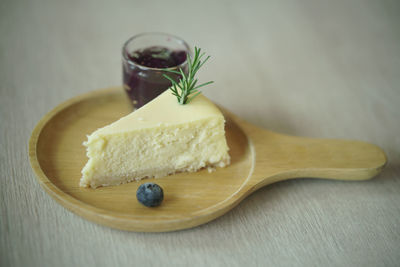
[
  {"x1": 2, "y1": 0, "x2": 400, "y2": 266},
  {"x1": 28, "y1": 87, "x2": 386, "y2": 232}
]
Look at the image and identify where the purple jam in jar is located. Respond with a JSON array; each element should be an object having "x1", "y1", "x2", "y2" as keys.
[
  {"x1": 122, "y1": 34, "x2": 190, "y2": 109},
  {"x1": 128, "y1": 46, "x2": 187, "y2": 69}
]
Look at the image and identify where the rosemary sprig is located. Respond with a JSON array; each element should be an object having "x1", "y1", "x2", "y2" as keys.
[{"x1": 163, "y1": 47, "x2": 213, "y2": 105}]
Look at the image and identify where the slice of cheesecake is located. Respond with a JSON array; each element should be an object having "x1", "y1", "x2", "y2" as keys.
[{"x1": 80, "y1": 90, "x2": 230, "y2": 188}]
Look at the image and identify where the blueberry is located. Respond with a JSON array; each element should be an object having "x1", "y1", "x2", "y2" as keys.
[{"x1": 136, "y1": 183, "x2": 164, "y2": 207}]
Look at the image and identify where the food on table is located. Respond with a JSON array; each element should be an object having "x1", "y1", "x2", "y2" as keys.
[
  {"x1": 80, "y1": 47, "x2": 230, "y2": 188},
  {"x1": 136, "y1": 183, "x2": 164, "y2": 207},
  {"x1": 80, "y1": 88, "x2": 230, "y2": 188},
  {"x1": 123, "y1": 46, "x2": 187, "y2": 109}
]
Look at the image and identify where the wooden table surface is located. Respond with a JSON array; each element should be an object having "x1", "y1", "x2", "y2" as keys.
[{"x1": 1, "y1": 0, "x2": 399, "y2": 266}]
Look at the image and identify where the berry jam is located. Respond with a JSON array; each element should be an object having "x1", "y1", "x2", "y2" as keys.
[{"x1": 123, "y1": 46, "x2": 187, "y2": 109}]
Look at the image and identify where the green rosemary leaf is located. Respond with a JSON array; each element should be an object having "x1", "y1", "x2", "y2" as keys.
[
  {"x1": 186, "y1": 91, "x2": 202, "y2": 104},
  {"x1": 163, "y1": 46, "x2": 213, "y2": 104},
  {"x1": 193, "y1": 80, "x2": 214, "y2": 90},
  {"x1": 163, "y1": 69, "x2": 181, "y2": 75},
  {"x1": 162, "y1": 74, "x2": 178, "y2": 87}
]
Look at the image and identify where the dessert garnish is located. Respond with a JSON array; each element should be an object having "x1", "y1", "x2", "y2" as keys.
[
  {"x1": 163, "y1": 47, "x2": 213, "y2": 105},
  {"x1": 136, "y1": 183, "x2": 164, "y2": 207}
]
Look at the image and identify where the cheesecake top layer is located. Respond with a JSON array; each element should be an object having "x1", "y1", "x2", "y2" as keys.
[{"x1": 93, "y1": 90, "x2": 223, "y2": 135}]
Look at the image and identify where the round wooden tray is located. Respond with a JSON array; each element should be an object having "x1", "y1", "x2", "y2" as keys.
[
  {"x1": 29, "y1": 87, "x2": 254, "y2": 232},
  {"x1": 29, "y1": 87, "x2": 386, "y2": 232}
]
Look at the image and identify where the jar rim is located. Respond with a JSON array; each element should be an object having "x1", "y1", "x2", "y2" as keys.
[{"x1": 122, "y1": 32, "x2": 191, "y2": 71}]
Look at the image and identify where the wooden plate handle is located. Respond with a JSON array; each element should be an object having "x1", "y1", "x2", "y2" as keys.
[
  {"x1": 274, "y1": 135, "x2": 386, "y2": 179},
  {"x1": 237, "y1": 120, "x2": 387, "y2": 186}
]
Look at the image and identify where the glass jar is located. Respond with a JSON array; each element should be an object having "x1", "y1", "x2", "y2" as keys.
[{"x1": 122, "y1": 32, "x2": 190, "y2": 109}]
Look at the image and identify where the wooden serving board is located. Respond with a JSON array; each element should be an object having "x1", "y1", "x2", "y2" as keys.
[{"x1": 29, "y1": 87, "x2": 387, "y2": 232}]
